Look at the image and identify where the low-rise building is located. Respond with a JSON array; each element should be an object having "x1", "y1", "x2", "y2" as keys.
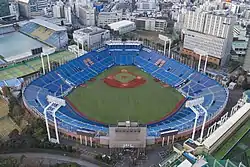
[
  {"x1": 135, "y1": 17, "x2": 167, "y2": 32},
  {"x1": 97, "y1": 11, "x2": 123, "y2": 28},
  {"x1": 231, "y1": 25, "x2": 249, "y2": 62},
  {"x1": 108, "y1": 20, "x2": 136, "y2": 35},
  {"x1": 73, "y1": 26, "x2": 110, "y2": 49},
  {"x1": 136, "y1": 0, "x2": 159, "y2": 12}
]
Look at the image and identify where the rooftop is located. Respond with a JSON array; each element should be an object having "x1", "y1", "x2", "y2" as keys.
[
  {"x1": 73, "y1": 26, "x2": 107, "y2": 35},
  {"x1": 203, "y1": 102, "x2": 250, "y2": 149},
  {"x1": 18, "y1": 0, "x2": 29, "y2": 3},
  {"x1": 108, "y1": 20, "x2": 135, "y2": 30},
  {"x1": 30, "y1": 19, "x2": 66, "y2": 31}
]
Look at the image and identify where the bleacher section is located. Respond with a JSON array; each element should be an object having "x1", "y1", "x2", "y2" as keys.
[
  {"x1": 0, "y1": 25, "x2": 15, "y2": 35},
  {"x1": 19, "y1": 20, "x2": 68, "y2": 49},
  {"x1": 23, "y1": 44, "x2": 228, "y2": 137},
  {"x1": 31, "y1": 26, "x2": 54, "y2": 41}
]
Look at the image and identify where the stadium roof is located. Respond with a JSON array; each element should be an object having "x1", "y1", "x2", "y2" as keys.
[
  {"x1": 73, "y1": 26, "x2": 107, "y2": 36},
  {"x1": 203, "y1": 103, "x2": 250, "y2": 149},
  {"x1": 108, "y1": 20, "x2": 134, "y2": 31},
  {"x1": 30, "y1": 19, "x2": 66, "y2": 31}
]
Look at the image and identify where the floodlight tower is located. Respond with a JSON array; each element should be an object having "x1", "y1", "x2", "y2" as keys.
[
  {"x1": 185, "y1": 97, "x2": 207, "y2": 141},
  {"x1": 196, "y1": 105, "x2": 208, "y2": 142},
  {"x1": 40, "y1": 48, "x2": 56, "y2": 74},
  {"x1": 40, "y1": 53, "x2": 46, "y2": 75},
  {"x1": 44, "y1": 95, "x2": 66, "y2": 144},
  {"x1": 194, "y1": 48, "x2": 208, "y2": 73},
  {"x1": 159, "y1": 34, "x2": 171, "y2": 57}
]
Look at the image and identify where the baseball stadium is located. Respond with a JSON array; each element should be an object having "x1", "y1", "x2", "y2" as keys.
[
  {"x1": 0, "y1": 19, "x2": 68, "y2": 66},
  {"x1": 22, "y1": 41, "x2": 229, "y2": 145}
]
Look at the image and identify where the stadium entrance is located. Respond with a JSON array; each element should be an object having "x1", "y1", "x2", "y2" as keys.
[
  {"x1": 107, "y1": 121, "x2": 147, "y2": 166},
  {"x1": 108, "y1": 121, "x2": 146, "y2": 157}
]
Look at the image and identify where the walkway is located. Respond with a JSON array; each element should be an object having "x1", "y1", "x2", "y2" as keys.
[{"x1": 0, "y1": 152, "x2": 99, "y2": 167}]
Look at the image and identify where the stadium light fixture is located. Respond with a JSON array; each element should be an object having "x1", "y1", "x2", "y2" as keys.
[
  {"x1": 44, "y1": 95, "x2": 66, "y2": 144},
  {"x1": 159, "y1": 34, "x2": 171, "y2": 57},
  {"x1": 77, "y1": 41, "x2": 80, "y2": 57},
  {"x1": 194, "y1": 48, "x2": 208, "y2": 73},
  {"x1": 44, "y1": 103, "x2": 53, "y2": 140},
  {"x1": 198, "y1": 105, "x2": 208, "y2": 142},
  {"x1": 40, "y1": 54, "x2": 45, "y2": 75},
  {"x1": 186, "y1": 97, "x2": 205, "y2": 140},
  {"x1": 189, "y1": 106, "x2": 200, "y2": 140},
  {"x1": 41, "y1": 48, "x2": 56, "y2": 74}
]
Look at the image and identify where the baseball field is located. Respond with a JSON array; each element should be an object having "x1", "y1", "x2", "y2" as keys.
[{"x1": 66, "y1": 66, "x2": 184, "y2": 125}]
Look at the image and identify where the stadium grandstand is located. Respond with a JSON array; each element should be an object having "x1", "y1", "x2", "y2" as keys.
[
  {"x1": 0, "y1": 24, "x2": 15, "y2": 35},
  {"x1": 19, "y1": 19, "x2": 68, "y2": 49},
  {"x1": 0, "y1": 24, "x2": 16, "y2": 65},
  {"x1": 23, "y1": 41, "x2": 229, "y2": 144},
  {"x1": 0, "y1": 22, "x2": 55, "y2": 66},
  {"x1": 0, "y1": 51, "x2": 76, "y2": 93}
]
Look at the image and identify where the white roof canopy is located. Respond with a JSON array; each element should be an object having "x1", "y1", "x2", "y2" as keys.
[
  {"x1": 203, "y1": 103, "x2": 250, "y2": 149},
  {"x1": 108, "y1": 20, "x2": 134, "y2": 31},
  {"x1": 30, "y1": 19, "x2": 66, "y2": 31}
]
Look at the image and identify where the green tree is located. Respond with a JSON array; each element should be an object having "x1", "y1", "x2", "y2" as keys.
[
  {"x1": 0, "y1": 157, "x2": 19, "y2": 167},
  {"x1": 8, "y1": 97, "x2": 25, "y2": 125},
  {"x1": 8, "y1": 129, "x2": 20, "y2": 139}
]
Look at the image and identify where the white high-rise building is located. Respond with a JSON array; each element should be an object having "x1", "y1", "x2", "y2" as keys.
[
  {"x1": 78, "y1": 5, "x2": 95, "y2": 26},
  {"x1": 182, "y1": 11, "x2": 236, "y2": 66},
  {"x1": 53, "y1": 5, "x2": 61, "y2": 18},
  {"x1": 64, "y1": 6, "x2": 72, "y2": 24},
  {"x1": 203, "y1": 13, "x2": 234, "y2": 38},
  {"x1": 183, "y1": 11, "x2": 206, "y2": 33},
  {"x1": 9, "y1": 1, "x2": 19, "y2": 20},
  {"x1": 52, "y1": 0, "x2": 64, "y2": 18}
]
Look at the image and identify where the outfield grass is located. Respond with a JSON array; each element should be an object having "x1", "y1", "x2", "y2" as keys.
[
  {"x1": 0, "y1": 63, "x2": 34, "y2": 80},
  {"x1": 67, "y1": 66, "x2": 184, "y2": 124},
  {"x1": 212, "y1": 120, "x2": 250, "y2": 160},
  {"x1": 0, "y1": 51, "x2": 75, "y2": 81}
]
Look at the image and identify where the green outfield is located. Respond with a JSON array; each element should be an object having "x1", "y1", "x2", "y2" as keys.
[
  {"x1": 66, "y1": 66, "x2": 184, "y2": 124},
  {"x1": 0, "y1": 51, "x2": 75, "y2": 81}
]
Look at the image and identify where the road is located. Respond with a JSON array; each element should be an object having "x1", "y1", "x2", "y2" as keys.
[{"x1": 0, "y1": 152, "x2": 100, "y2": 167}]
